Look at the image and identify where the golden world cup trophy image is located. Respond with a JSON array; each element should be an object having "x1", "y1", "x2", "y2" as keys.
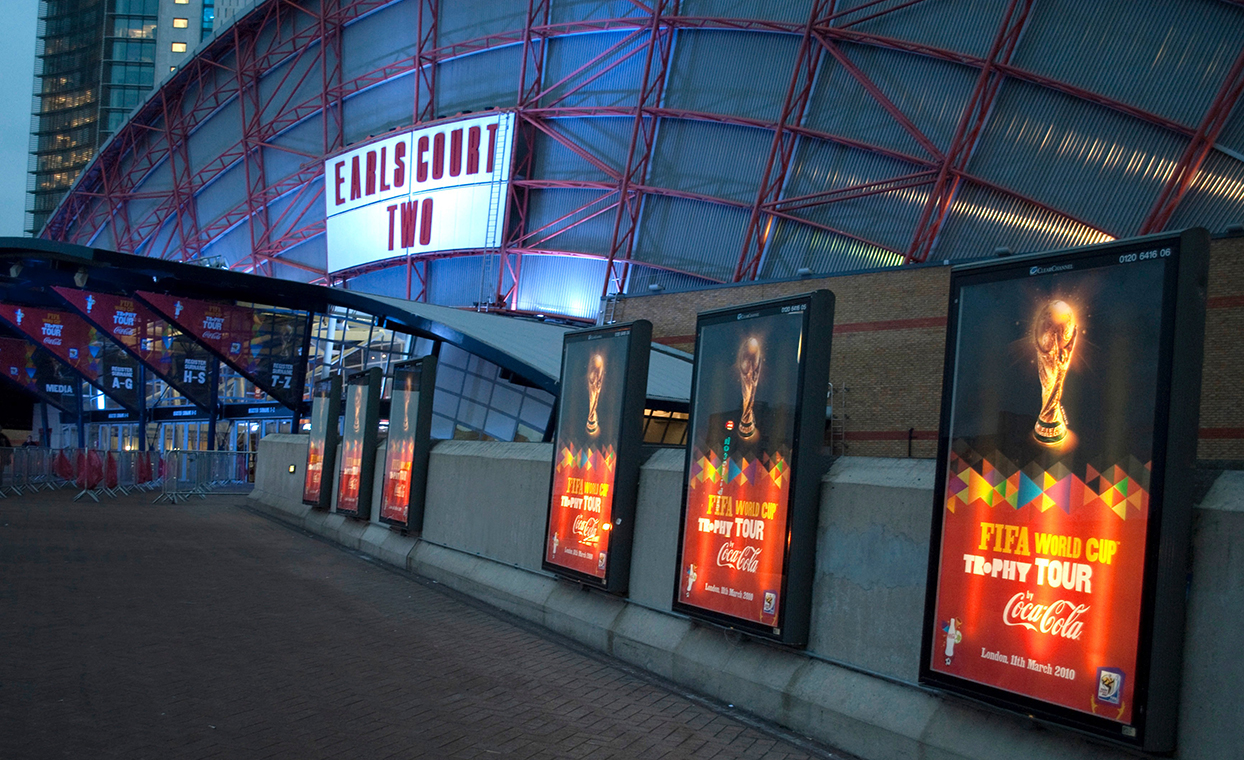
[
  {"x1": 585, "y1": 353, "x2": 605, "y2": 436},
  {"x1": 1033, "y1": 300, "x2": 1078, "y2": 445},
  {"x1": 737, "y1": 337, "x2": 762, "y2": 440}
]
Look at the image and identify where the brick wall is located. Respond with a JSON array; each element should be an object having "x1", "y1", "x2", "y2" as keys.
[{"x1": 613, "y1": 237, "x2": 1243, "y2": 461}]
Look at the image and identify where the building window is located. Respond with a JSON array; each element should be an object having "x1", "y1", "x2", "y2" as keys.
[
  {"x1": 171, "y1": 42, "x2": 187, "y2": 53},
  {"x1": 173, "y1": 18, "x2": 188, "y2": 28},
  {"x1": 175, "y1": 0, "x2": 189, "y2": 3}
]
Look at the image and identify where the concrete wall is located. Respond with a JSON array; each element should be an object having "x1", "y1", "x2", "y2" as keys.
[
  {"x1": 610, "y1": 235, "x2": 1244, "y2": 461},
  {"x1": 251, "y1": 435, "x2": 1243, "y2": 760}
]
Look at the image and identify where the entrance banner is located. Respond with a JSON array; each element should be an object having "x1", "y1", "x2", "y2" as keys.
[
  {"x1": 673, "y1": 292, "x2": 834, "y2": 645},
  {"x1": 0, "y1": 337, "x2": 81, "y2": 415},
  {"x1": 55, "y1": 288, "x2": 214, "y2": 409},
  {"x1": 379, "y1": 357, "x2": 438, "y2": 531},
  {"x1": 0, "y1": 304, "x2": 141, "y2": 411},
  {"x1": 136, "y1": 292, "x2": 307, "y2": 409},
  {"x1": 542, "y1": 321, "x2": 651, "y2": 592},
  {"x1": 920, "y1": 230, "x2": 1210, "y2": 751}
]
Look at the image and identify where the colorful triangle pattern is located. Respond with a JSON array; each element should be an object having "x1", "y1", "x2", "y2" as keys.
[
  {"x1": 688, "y1": 448, "x2": 790, "y2": 490},
  {"x1": 554, "y1": 443, "x2": 617, "y2": 476},
  {"x1": 945, "y1": 449, "x2": 1149, "y2": 519}
]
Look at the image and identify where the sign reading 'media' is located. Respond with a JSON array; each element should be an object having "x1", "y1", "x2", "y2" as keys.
[{"x1": 324, "y1": 112, "x2": 515, "y2": 273}]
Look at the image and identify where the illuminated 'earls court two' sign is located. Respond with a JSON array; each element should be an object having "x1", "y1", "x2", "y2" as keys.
[{"x1": 324, "y1": 112, "x2": 516, "y2": 273}]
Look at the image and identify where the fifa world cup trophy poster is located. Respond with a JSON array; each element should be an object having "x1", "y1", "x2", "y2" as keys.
[
  {"x1": 337, "y1": 380, "x2": 368, "y2": 515},
  {"x1": 676, "y1": 305, "x2": 805, "y2": 628},
  {"x1": 303, "y1": 374, "x2": 340, "y2": 508},
  {"x1": 380, "y1": 357, "x2": 435, "y2": 529},
  {"x1": 923, "y1": 233, "x2": 1209, "y2": 749},
  {"x1": 380, "y1": 364, "x2": 421, "y2": 525},
  {"x1": 545, "y1": 330, "x2": 629, "y2": 580}
]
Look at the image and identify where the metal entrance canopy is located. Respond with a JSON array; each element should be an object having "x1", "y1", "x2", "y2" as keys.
[{"x1": 0, "y1": 238, "x2": 691, "y2": 407}]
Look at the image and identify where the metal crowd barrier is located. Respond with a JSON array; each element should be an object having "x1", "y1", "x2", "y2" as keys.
[
  {"x1": 0, "y1": 447, "x2": 253, "y2": 503},
  {"x1": 153, "y1": 450, "x2": 255, "y2": 504},
  {"x1": 0, "y1": 447, "x2": 72, "y2": 496}
]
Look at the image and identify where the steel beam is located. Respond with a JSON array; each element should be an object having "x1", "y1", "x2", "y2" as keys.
[
  {"x1": 734, "y1": 0, "x2": 833, "y2": 283},
  {"x1": 905, "y1": 0, "x2": 1033, "y2": 263},
  {"x1": 1140, "y1": 46, "x2": 1244, "y2": 234},
  {"x1": 414, "y1": 0, "x2": 438, "y2": 124},
  {"x1": 601, "y1": 0, "x2": 677, "y2": 297}
]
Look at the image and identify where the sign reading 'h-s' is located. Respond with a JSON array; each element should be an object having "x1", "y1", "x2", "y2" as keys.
[{"x1": 324, "y1": 112, "x2": 515, "y2": 273}]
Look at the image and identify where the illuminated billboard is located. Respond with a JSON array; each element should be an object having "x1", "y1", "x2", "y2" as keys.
[
  {"x1": 324, "y1": 112, "x2": 516, "y2": 273},
  {"x1": 543, "y1": 321, "x2": 652, "y2": 592},
  {"x1": 673, "y1": 292, "x2": 834, "y2": 644},
  {"x1": 920, "y1": 230, "x2": 1210, "y2": 751},
  {"x1": 379, "y1": 357, "x2": 438, "y2": 531},
  {"x1": 302, "y1": 374, "x2": 341, "y2": 509},
  {"x1": 336, "y1": 367, "x2": 382, "y2": 519}
]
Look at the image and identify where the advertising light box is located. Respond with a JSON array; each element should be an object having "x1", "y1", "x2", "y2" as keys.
[
  {"x1": 303, "y1": 373, "x2": 342, "y2": 509},
  {"x1": 324, "y1": 112, "x2": 516, "y2": 273},
  {"x1": 543, "y1": 320, "x2": 652, "y2": 592},
  {"x1": 379, "y1": 357, "x2": 438, "y2": 532},
  {"x1": 336, "y1": 367, "x2": 382, "y2": 519},
  {"x1": 920, "y1": 230, "x2": 1210, "y2": 751},
  {"x1": 673, "y1": 292, "x2": 834, "y2": 644}
]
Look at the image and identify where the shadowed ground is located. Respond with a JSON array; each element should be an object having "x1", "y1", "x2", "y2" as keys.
[{"x1": 0, "y1": 491, "x2": 844, "y2": 760}]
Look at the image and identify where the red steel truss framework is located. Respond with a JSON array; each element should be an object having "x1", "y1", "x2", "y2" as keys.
[{"x1": 40, "y1": 0, "x2": 1244, "y2": 316}]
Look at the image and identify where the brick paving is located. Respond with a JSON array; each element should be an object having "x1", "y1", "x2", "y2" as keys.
[{"x1": 0, "y1": 491, "x2": 842, "y2": 759}]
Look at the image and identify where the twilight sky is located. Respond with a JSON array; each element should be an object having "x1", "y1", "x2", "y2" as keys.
[{"x1": 0, "y1": 0, "x2": 40, "y2": 238}]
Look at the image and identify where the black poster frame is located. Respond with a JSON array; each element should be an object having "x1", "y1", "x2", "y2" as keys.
[
  {"x1": 335, "y1": 366, "x2": 381, "y2": 520},
  {"x1": 671, "y1": 291, "x2": 834, "y2": 645},
  {"x1": 917, "y1": 229, "x2": 1209, "y2": 752},
  {"x1": 541, "y1": 320, "x2": 652, "y2": 593},
  {"x1": 303, "y1": 373, "x2": 342, "y2": 509},
  {"x1": 378, "y1": 355, "x2": 438, "y2": 532}
]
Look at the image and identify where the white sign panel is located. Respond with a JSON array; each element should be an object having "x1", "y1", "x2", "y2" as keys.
[{"x1": 325, "y1": 112, "x2": 515, "y2": 273}]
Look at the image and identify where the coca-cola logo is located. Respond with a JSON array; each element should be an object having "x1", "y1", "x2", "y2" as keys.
[
  {"x1": 717, "y1": 542, "x2": 760, "y2": 573},
  {"x1": 572, "y1": 514, "x2": 598, "y2": 539},
  {"x1": 1002, "y1": 592, "x2": 1088, "y2": 640}
]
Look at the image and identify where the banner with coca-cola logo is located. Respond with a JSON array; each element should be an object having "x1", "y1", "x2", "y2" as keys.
[
  {"x1": 0, "y1": 337, "x2": 80, "y2": 415},
  {"x1": 336, "y1": 368, "x2": 380, "y2": 518},
  {"x1": 137, "y1": 292, "x2": 306, "y2": 409},
  {"x1": 55, "y1": 288, "x2": 214, "y2": 410},
  {"x1": 379, "y1": 357, "x2": 437, "y2": 530},
  {"x1": 0, "y1": 304, "x2": 141, "y2": 411},
  {"x1": 921, "y1": 232, "x2": 1208, "y2": 751},
  {"x1": 673, "y1": 294, "x2": 833, "y2": 644},
  {"x1": 543, "y1": 328, "x2": 630, "y2": 580}
]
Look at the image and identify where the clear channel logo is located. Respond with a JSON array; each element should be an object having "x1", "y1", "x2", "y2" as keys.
[{"x1": 1029, "y1": 264, "x2": 1074, "y2": 276}]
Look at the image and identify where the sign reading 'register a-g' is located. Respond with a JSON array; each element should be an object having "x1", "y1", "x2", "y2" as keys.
[
  {"x1": 920, "y1": 230, "x2": 1210, "y2": 751},
  {"x1": 673, "y1": 292, "x2": 833, "y2": 645},
  {"x1": 379, "y1": 357, "x2": 437, "y2": 532},
  {"x1": 543, "y1": 320, "x2": 651, "y2": 592},
  {"x1": 324, "y1": 112, "x2": 515, "y2": 273}
]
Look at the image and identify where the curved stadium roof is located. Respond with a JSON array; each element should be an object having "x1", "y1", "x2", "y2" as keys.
[{"x1": 38, "y1": 0, "x2": 1244, "y2": 321}]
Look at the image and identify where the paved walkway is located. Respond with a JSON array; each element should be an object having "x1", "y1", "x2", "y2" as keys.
[{"x1": 0, "y1": 491, "x2": 842, "y2": 760}]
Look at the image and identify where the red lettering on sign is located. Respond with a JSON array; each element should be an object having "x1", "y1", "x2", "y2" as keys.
[
  {"x1": 432, "y1": 133, "x2": 445, "y2": 180},
  {"x1": 467, "y1": 126, "x2": 480, "y2": 174},
  {"x1": 417, "y1": 135, "x2": 428, "y2": 182}
]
